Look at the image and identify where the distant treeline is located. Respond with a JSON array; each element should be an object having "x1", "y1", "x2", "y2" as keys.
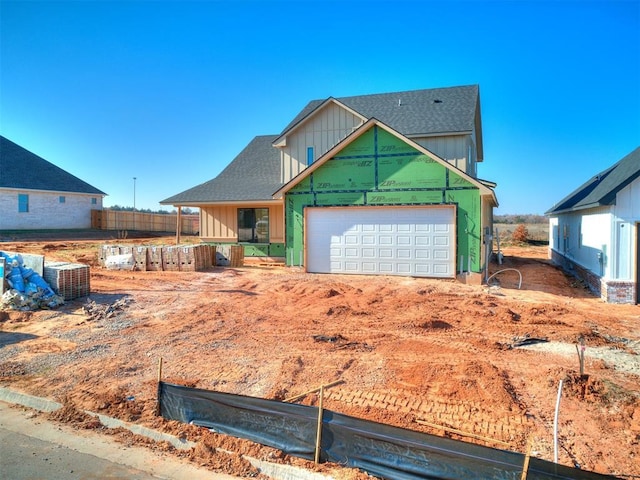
[
  {"x1": 494, "y1": 214, "x2": 546, "y2": 224},
  {"x1": 107, "y1": 205, "x2": 197, "y2": 215}
]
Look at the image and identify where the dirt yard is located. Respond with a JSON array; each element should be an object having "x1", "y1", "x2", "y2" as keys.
[{"x1": 1, "y1": 234, "x2": 639, "y2": 478}]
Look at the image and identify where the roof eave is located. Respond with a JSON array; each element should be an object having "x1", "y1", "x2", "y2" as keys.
[
  {"x1": 160, "y1": 199, "x2": 283, "y2": 207},
  {"x1": 272, "y1": 98, "x2": 367, "y2": 147},
  {"x1": 0, "y1": 186, "x2": 107, "y2": 196},
  {"x1": 405, "y1": 130, "x2": 473, "y2": 138},
  {"x1": 545, "y1": 201, "x2": 609, "y2": 216}
]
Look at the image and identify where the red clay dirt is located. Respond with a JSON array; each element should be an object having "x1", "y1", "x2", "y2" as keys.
[{"x1": 0, "y1": 236, "x2": 638, "y2": 478}]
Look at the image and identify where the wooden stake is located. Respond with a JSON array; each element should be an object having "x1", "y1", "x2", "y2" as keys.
[
  {"x1": 576, "y1": 339, "x2": 586, "y2": 376},
  {"x1": 416, "y1": 419, "x2": 510, "y2": 447},
  {"x1": 521, "y1": 438, "x2": 533, "y2": 480},
  {"x1": 284, "y1": 380, "x2": 343, "y2": 403},
  {"x1": 314, "y1": 385, "x2": 324, "y2": 464},
  {"x1": 155, "y1": 357, "x2": 163, "y2": 416}
]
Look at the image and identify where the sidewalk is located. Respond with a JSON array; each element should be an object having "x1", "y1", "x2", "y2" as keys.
[
  {"x1": 0, "y1": 401, "x2": 236, "y2": 480},
  {"x1": 0, "y1": 386, "x2": 332, "y2": 480}
]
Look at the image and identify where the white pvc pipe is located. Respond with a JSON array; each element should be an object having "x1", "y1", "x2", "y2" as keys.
[
  {"x1": 554, "y1": 379, "x2": 564, "y2": 463},
  {"x1": 486, "y1": 268, "x2": 523, "y2": 289}
]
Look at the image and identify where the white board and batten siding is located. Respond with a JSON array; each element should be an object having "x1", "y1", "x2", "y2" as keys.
[
  {"x1": 305, "y1": 206, "x2": 456, "y2": 278},
  {"x1": 413, "y1": 134, "x2": 477, "y2": 177},
  {"x1": 279, "y1": 102, "x2": 364, "y2": 183}
]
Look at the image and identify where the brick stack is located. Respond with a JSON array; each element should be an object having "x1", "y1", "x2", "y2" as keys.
[
  {"x1": 99, "y1": 245, "x2": 121, "y2": 266},
  {"x1": 98, "y1": 244, "x2": 216, "y2": 272},
  {"x1": 177, "y1": 245, "x2": 216, "y2": 271},
  {"x1": 161, "y1": 246, "x2": 181, "y2": 271},
  {"x1": 43, "y1": 262, "x2": 91, "y2": 300},
  {"x1": 147, "y1": 246, "x2": 163, "y2": 271},
  {"x1": 133, "y1": 246, "x2": 148, "y2": 271}
]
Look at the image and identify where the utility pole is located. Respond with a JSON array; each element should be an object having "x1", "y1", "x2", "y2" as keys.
[{"x1": 133, "y1": 177, "x2": 137, "y2": 231}]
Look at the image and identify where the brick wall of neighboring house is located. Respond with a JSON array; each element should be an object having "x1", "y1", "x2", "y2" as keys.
[
  {"x1": 0, "y1": 189, "x2": 102, "y2": 230},
  {"x1": 550, "y1": 249, "x2": 637, "y2": 304}
]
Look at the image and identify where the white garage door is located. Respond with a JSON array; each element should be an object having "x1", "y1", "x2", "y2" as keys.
[{"x1": 306, "y1": 206, "x2": 455, "y2": 278}]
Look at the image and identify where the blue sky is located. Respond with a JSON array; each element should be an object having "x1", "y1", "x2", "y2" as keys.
[{"x1": 1, "y1": 0, "x2": 639, "y2": 215}]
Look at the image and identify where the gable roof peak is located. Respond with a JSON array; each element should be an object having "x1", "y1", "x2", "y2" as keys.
[
  {"x1": 546, "y1": 146, "x2": 640, "y2": 214},
  {"x1": 0, "y1": 135, "x2": 106, "y2": 195},
  {"x1": 279, "y1": 84, "x2": 480, "y2": 141}
]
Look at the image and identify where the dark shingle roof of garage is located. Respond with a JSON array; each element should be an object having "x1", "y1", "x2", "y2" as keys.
[
  {"x1": 161, "y1": 135, "x2": 281, "y2": 204},
  {"x1": 280, "y1": 84, "x2": 480, "y2": 137},
  {"x1": 546, "y1": 146, "x2": 640, "y2": 214},
  {"x1": 0, "y1": 135, "x2": 105, "y2": 195}
]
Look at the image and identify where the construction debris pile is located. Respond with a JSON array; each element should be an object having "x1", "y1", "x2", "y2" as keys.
[
  {"x1": 82, "y1": 297, "x2": 129, "y2": 321},
  {"x1": 0, "y1": 251, "x2": 64, "y2": 310}
]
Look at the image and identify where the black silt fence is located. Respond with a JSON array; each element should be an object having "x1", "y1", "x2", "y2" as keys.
[{"x1": 159, "y1": 382, "x2": 618, "y2": 480}]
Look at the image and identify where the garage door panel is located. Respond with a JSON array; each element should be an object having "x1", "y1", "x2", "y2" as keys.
[
  {"x1": 433, "y1": 264, "x2": 450, "y2": 274},
  {"x1": 362, "y1": 248, "x2": 376, "y2": 258},
  {"x1": 362, "y1": 235, "x2": 376, "y2": 245},
  {"x1": 307, "y1": 206, "x2": 455, "y2": 278},
  {"x1": 433, "y1": 249, "x2": 450, "y2": 260},
  {"x1": 362, "y1": 262, "x2": 377, "y2": 273},
  {"x1": 434, "y1": 235, "x2": 450, "y2": 246},
  {"x1": 379, "y1": 263, "x2": 394, "y2": 273},
  {"x1": 415, "y1": 249, "x2": 431, "y2": 259},
  {"x1": 415, "y1": 264, "x2": 431, "y2": 274}
]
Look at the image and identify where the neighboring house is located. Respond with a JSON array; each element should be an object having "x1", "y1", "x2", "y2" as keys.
[
  {"x1": 546, "y1": 147, "x2": 640, "y2": 304},
  {"x1": 0, "y1": 136, "x2": 106, "y2": 230},
  {"x1": 162, "y1": 85, "x2": 498, "y2": 279}
]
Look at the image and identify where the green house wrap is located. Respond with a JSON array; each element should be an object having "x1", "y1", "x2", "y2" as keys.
[{"x1": 280, "y1": 121, "x2": 494, "y2": 277}]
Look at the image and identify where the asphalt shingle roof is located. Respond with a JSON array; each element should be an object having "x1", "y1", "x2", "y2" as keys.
[
  {"x1": 546, "y1": 146, "x2": 640, "y2": 214},
  {"x1": 281, "y1": 85, "x2": 479, "y2": 137},
  {"x1": 161, "y1": 135, "x2": 282, "y2": 204},
  {"x1": 163, "y1": 85, "x2": 481, "y2": 205},
  {"x1": 0, "y1": 136, "x2": 105, "y2": 195}
]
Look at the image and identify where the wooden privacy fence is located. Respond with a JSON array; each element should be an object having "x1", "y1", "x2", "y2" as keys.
[{"x1": 91, "y1": 210, "x2": 199, "y2": 234}]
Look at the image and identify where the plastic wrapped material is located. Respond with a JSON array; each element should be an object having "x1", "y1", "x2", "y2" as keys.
[
  {"x1": 1, "y1": 251, "x2": 62, "y2": 310},
  {"x1": 105, "y1": 254, "x2": 135, "y2": 270}
]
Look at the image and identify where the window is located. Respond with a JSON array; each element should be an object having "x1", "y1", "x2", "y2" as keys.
[
  {"x1": 307, "y1": 146, "x2": 314, "y2": 166},
  {"x1": 578, "y1": 223, "x2": 582, "y2": 248},
  {"x1": 237, "y1": 208, "x2": 269, "y2": 243},
  {"x1": 91, "y1": 198, "x2": 97, "y2": 205},
  {"x1": 59, "y1": 196, "x2": 66, "y2": 203},
  {"x1": 18, "y1": 194, "x2": 29, "y2": 213}
]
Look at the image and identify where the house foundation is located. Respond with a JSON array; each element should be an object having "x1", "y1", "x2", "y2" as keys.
[{"x1": 549, "y1": 249, "x2": 637, "y2": 304}]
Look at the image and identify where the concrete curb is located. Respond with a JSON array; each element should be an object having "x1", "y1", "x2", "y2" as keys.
[{"x1": 0, "y1": 386, "x2": 331, "y2": 480}]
